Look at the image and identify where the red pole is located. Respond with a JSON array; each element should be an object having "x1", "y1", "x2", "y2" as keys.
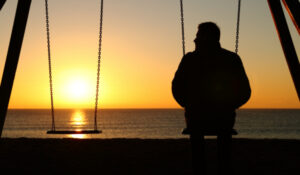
[
  {"x1": 267, "y1": 0, "x2": 300, "y2": 100},
  {"x1": 282, "y1": 0, "x2": 300, "y2": 35}
]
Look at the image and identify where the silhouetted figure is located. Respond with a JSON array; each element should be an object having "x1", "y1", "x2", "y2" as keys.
[{"x1": 172, "y1": 22, "x2": 251, "y2": 175}]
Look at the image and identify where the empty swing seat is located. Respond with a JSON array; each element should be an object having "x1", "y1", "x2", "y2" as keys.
[{"x1": 47, "y1": 130, "x2": 102, "y2": 134}]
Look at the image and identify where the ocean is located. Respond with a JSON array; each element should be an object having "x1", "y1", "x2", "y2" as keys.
[{"x1": 2, "y1": 109, "x2": 300, "y2": 139}]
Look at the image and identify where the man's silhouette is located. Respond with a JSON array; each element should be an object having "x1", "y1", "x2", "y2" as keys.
[{"x1": 172, "y1": 22, "x2": 251, "y2": 175}]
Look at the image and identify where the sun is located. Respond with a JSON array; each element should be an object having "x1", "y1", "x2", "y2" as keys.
[
  {"x1": 67, "y1": 78, "x2": 89, "y2": 100},
  {"x1": 56, "y1": 69, "x2": 106, "y2": 107}
]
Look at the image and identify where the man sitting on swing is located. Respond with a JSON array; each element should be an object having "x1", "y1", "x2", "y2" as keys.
[{"x1": 172, "y1": 22, "x2": 251, "y2": 174}]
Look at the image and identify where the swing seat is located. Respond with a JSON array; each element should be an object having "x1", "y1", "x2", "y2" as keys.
[
  {"x1": 182, "y1": 128, "x2": 237, "y2": 136},
  {"x1": 47, "y1": 129, "x2": 101, "y2": 134}
]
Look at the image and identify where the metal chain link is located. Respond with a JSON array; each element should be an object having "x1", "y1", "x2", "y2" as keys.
[
  {"x1": 45, "y1": 0, "x2": 55, "y2": 131},
  {"x1": 94, "y1": 0, "x2": 104, "y2": 131},
  {"x1": 180, "y1": 0, "x2": 186, "y2": 56},
  {"x1": 235, "y1": 0, "x2": 241, "y2": 54}
]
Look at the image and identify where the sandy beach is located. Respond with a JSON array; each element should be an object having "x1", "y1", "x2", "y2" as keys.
[{"x1": 0, "y1": 138, "x2": 299, "y2": 175}]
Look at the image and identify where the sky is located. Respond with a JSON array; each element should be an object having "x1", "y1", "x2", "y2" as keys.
[{"x1": 0, "y1": 0, "x2": 299, "y2": 109}]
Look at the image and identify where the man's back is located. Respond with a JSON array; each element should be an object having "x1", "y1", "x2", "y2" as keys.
[
  {"x1": 172, "y1": 46, "x2": 251, "y2": 113},
  {"x1": 173, "y1": 45, "x2": 251, "y2": 130}
]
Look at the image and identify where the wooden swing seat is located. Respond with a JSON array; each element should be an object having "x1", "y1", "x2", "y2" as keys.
[{"x1": 47, "y1": 130, "x2": 101, "y2": 134}]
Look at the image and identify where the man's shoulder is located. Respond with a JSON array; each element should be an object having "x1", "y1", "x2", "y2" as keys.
[
  {"x1": 219, "y1": 48, "x2": 242, "y2": 64},
  {"x1": 220, "y1": 48, "x2": 239, "y2": 58},
  {"x1": 180, "y1": 52, "x2": 197, "y2": 63},
  {"x1": 184, "y1": 52, "x2": 197, "y2": 58}
]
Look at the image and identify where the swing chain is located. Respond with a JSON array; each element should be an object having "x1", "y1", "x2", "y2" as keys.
[
  {"x1": 45, "y1": 0, "x2": 104, "y2": 132},
  {"x1": 45, "y1": 0, "x2": 55, "y2": 131},
  {"x1": 94, "y1": 0, "x2": 104, "y2": 131},
  {"x1": 180, "y1": 0, "x2": 186, "y2": 56},
  {"x1": 235, "y1": 0, "x2": 241, "y2": 54}
]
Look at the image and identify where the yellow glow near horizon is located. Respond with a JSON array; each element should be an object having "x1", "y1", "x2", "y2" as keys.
[
  {"x1": 66, "y1": 78, "x2": 89, "y2": 100},
  {"x1": 53, "y1": 68, "x2": 102, "y2": 108}
]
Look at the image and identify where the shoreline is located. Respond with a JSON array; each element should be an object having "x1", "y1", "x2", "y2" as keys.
[{"x1": 0, "y1": 138, "x2": 299, "y2": 175}]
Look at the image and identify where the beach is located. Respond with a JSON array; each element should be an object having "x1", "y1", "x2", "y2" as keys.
[{"x1": 0, "y1": 138, "x2": 299, "y2": 175}]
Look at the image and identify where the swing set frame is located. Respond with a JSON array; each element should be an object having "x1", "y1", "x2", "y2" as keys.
[{"x1": 0, "y1": 0, "x2": 299, "y2": 138}]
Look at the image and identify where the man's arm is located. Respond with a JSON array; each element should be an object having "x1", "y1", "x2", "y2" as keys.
[
  {"x1": 234, "y1": 56, "x2": 251, "y2": 108},
  {"x1": 172, "y1": 55, "x2": 189, "y2": 107}
]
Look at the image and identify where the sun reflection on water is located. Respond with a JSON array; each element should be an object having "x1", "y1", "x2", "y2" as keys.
[
  {"x1": 71, "y1": 110, "x2": 87, "y2": 127},
  {"x1": 68, "y1": 134, "x2": 87, "y2": 139},
  {"x1": 68, "y1": 110, "x2": 88, "y2": 139}
]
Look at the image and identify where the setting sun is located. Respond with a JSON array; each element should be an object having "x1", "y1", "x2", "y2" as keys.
[
  {"x1": 54, "y1": 69, "x2": 98, "y2": 108},
  {"x1": 67, "y1": 78, "x2": 89, "y2": 100}
]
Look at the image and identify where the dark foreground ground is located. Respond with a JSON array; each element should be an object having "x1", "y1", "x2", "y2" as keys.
[{"x1": 0, "y1": 138, "x2": 299, "y2": 175}]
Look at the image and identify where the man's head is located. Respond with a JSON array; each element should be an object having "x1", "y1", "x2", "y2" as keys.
[{"x1": 194, "y1": 22, "x2": 220, "y2": 48}]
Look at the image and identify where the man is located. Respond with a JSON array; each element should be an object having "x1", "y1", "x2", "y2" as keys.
[{"x1": 172, "y1": 22, "x2": 251, "y2": 174}]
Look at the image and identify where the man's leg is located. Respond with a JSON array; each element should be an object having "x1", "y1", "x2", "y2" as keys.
[
  {"x1": 190, "y1": 134, "x2": 206, "y2": 175},
  {"x1": 217, "y1": 133, "x2": 232, "y2": 175}
]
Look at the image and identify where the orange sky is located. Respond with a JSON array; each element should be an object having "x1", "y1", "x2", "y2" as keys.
[{"x1": 0, "y1": 0, "x2": 299, "y2": 109}]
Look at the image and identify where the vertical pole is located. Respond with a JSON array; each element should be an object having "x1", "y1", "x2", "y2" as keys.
[
  {"x1": 0, "y1": 0, "x2": 32, "y2": 138},
  {"x1": 267, "y1": 0, "x2": 300, "y2": 100}
]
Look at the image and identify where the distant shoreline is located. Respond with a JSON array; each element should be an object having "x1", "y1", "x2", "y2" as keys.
[{"x1": 6, "y1": 108, "x2": 300, "y2": 110}]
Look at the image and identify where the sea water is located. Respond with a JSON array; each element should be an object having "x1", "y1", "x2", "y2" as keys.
[{"x1": 2, "y1": 109, "x2": 300, "y2": 139}]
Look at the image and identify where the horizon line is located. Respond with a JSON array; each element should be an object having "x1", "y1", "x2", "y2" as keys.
[{"x1": 7, "y1": 107, "x2": 300, "y2": 110}]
